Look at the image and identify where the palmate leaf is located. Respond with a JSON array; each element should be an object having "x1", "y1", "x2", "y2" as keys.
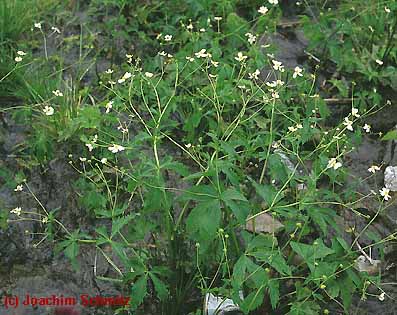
[
  {"x1": 290, "y1": 239, "x2": 334, "y2": 271},
  {"x1": 186, "y1": 199, "x2": 221, "y2": 242}
]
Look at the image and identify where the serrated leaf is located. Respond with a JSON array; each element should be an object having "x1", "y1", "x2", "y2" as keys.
[
  {"x1": 130, "y1": 276, "x2": 148, "y2": 309},
  {"x1": 186, "y1": 200, "x2": 221, "y2": 242},
  {"x1": 111, "y1": 214, "x2": 134, "y2": 238},
  {"x1": 268, "y1": 280, "x2": 280, "y2": 309},
  {"x1": 150, "y1": 273, "x2": 168, "y2": 300}
]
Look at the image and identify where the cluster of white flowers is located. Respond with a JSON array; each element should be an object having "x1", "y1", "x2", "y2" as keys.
[
  {"x1": 327, "y1": 158, "x2": 342, "y2": 170},
  {"x1": 245, "y1": 33, "x2": 257, "y2": 45},
  {"x1": 14, "y1": 185, "x2": 23, "y2": 192},
  {"x1": 266, "y1": 79, "x2": 284, "y2": 87},
  {"x1": 272, "y1": 60, "x2": 284, "y2": 72},
  {"x1": 145, "y1": 72, "x2": 154, "y2": 78},
  {"x1": 164, "y1": 34, "x2": 173, "y2": 41},
  {"x1": 258, "y1": 6, "x2": 269, "y2": 15},
  {"x1": 15, "y1": 50, "x2": 26, "y2": 63},
  {"x1": 118, "y1": 72, "x2": 132, "y2": 84},
  {"x1": 195, "y1": 49, "x2": 211, "y2": 58},
  {"x1": 52, "y1": 89, "x2": 63, "y2": 97},
  {"x1": 288, "y1": 123, "x2": 303, "y2": 132},
  {"x1": 108, "y1": 144, "x2": 125, "y2": 153},
  {"x1": 10, "y1": 207, "x2": 22, "y2": 216},
  {"x1": 248, "y1": 69, "x2": 260, "y2": 80},
  {"x1": 363, "y1": 124, "x2": 371, "y2": 133},
  {"x1": 268, "y1": 0, "x2": 278, "y2": 4},
  {"x1": 343, "y1": 117, "x2": 353, "y2": 131}
]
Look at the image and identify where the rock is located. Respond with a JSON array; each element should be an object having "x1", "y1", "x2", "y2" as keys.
[
  {"x1": 354, "y1": 255, "x2": 382, "y2": 275},
  {"x1": 204, "y1": 292, "x2": 243, "y2": 315},
  {"x1": 246, "y1": 213, "x2": 284, "y2": 234},
  {"x1": 384, "y1": 166, "x2": 397, "y2": 191}
]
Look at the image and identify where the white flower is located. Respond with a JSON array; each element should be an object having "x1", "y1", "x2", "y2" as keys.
[
  {"x1": 14, "y1": 185, "x2": 23, "y2": 192},
  {"x1": 42, "y1": 216, "x2": 49, "y2": 224},
  {"x1": 79, "y1": 157, "x2": 87, "y2": 162},
  {"x1": 249, "y1": 69, "x2": 260, "y2": 80},
  {"x1": 34, "y1": 22, "x2": 42, "y2": 29},
  {"x1": 214, "y1": 16, "x2": 223, "y2": 21},
  {"x1": 118, "y1": 72, "x2": 132, "y2": 83},
  {"x1": 100, "y1": 158, "x2": 108, "y2": 164},
  {"x1": 158, "y1": 51, "x2": 167, "y2": 56},
  {"x1": 266, "y1": 80, "x2": 284, "y2": 87},
  {"x1": 293, "y1": 66, "x2": 303, "y2": 78},
  {"x1": 296, "y1": 123, "x2": 303, "y2": 129},
  {"x1": 378, "y1": 292, "x2": 385, "y2": 301},
  {"x1": 164, "y1": 34, "x2": 172, "y2": 41},
  {"x1": 288, "y1": 126, "x2": 298, "y2": 132},
  {"x1": 15, "y1": 56, "x2": 23, "y2": 62},
  {"x1": 368, "y1": 165, "x2": 381, "y2": 173},
  {"x1": 363, "y1": 124, "x2": 371, "y2": 133},
  {"x1": 105, "y1": 101, "x2": 113, "y2": 113},
  {"x1": 105, "y1": 69, "x2": 113, "y2": 74},
  {"x1": 380, "y1": 187, "x2": 391, "y2": 201},
  {"x1": 327, "y1": 158, "x2": 342, "y2": 170},
  {"x1": 272, "y1": 60, "x2": 284, "y2": 72},
  {"x1": 195, "y1": 49, "x2": 210, "y2": 58},
  {"x1": 245, "y1": 32, "x2": 257, "y2": 45},
  {"x1": 268, "y1": 0, "x2": 278, "y2": 4},
  {"x1": 108, "y1": 144, "x2": 125, "y2": 153},
  {"x1": 145, "y1": 72, "x2": 154, "y2": 78},
  {"x1": 10, "y1": 207, "x2": 22, "y2": 216},
  {"x1": 271, "y1": 91, "x2": 279, "y2": 99},
  {"x1": 186, "y1": 23, "x2": 193, "y2": 31},
  {"x1": 185, "y1": 143, "x2": 192, "y2": 148},
  {"x1": 86, "y1": 143, "x2": 94, "y2": 152},
  {"x1": 235, "y1": 52, "x2": 248, "y2": 62},
  {"x1": 199, "y1": 28, "x2": 206, "y2": 32},
  {"x1": 385, "y1": 6, "x2": 391, "y2": 13},
  {"x1": 351, "y1": 107, "x2": 360, "y2": 117},
  {"x1": 17, "y1": 50, "x2": 26, "y2": 56},
  {"x1": 52, "y1": 89, "x2": 63, "y2": 97},
  {"x1": 343, "y1": 117, "x2": 353, "y2": 131},
  {"x1": 43, "y1": 105, "x2": 54, "y2": 116},
  {"x1": 375, "y1": 59, "x2": 383, "y2": 65},
  {"x1": 258, "y1": 6, "x2": 269, "y2": 15},
  {"x1": 186, "y1": 56, "x2": 194, "y2": 62},
  {"x1": 51, "y1": 26, "x2": 61, "y2": 34},
  {"x1": 211, "y1": 60, "x2": 219, "y2": 67}
]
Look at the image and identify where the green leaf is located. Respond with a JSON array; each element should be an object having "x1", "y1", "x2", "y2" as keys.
[
  {"x1": 111, "y1": 214, "x2": 134, "y2": 238},
  {"x1": 268, "y1": 280, "x2": 280, "y2": 309},
  {"x1": 240, "y1": 286, "x2": 265, "y2": 313},
  {"x1": 186, "y1": 200, "x2": 221, "y2": 242},
  {"x1": 252, "y1": 250, "x2": 291, "y2": 276},
  {"x1": 150, "y1": 273, "x2": 168, "y2": 301},
  {"x1": 290, "y1": 239, "x2": 334, "y2": 271},
  {"x1": 221, "y1": 188, "x2": 247, "y2": 202},
  {"x1": 181, "y1": 185, "x2": 218, "y2": 202},
  {"x1": 130, "y1": 275, "x2": 148, "y2": 309},
  {"x1": 249, "y1": 178, "x2": 283, "y2": 206},
  {"x1": 340, "y1": 274, "x2": 354, "y2": 311},
  {"x1": 225, "y1": 13, "x2": 250, "y2": 48},
  {"x1": 381, "y1": 130, "x2": 397, "y2": 140}
]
